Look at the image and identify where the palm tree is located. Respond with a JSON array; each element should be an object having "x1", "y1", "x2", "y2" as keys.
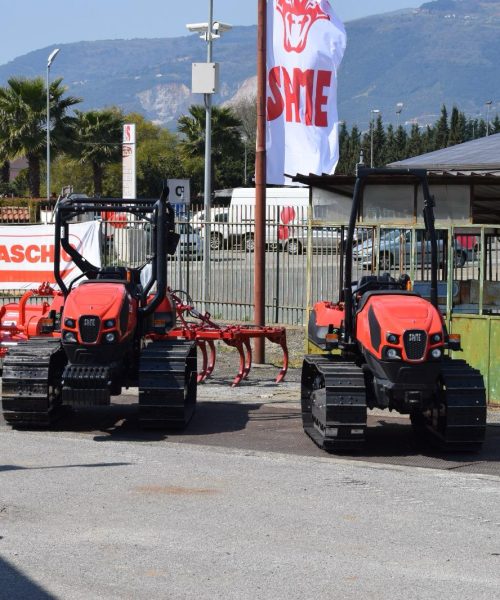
[
  {"x1": 0, "y1": 77, "x2": 80, "y2": 197},
  {"x1": 0, "y1": 160, "x2": 9, "y2": 185},
  {"x1": 72, "y1": 109, "x2": 124, "y2": 196},
  {"x1": 178, "y1": 105, "x2": 244, "y2": 189}
]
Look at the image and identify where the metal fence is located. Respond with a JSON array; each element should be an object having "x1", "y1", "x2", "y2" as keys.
[
  {"x1": 100, "y1": 205, "x2": 319, "y2": 325},
  {"x1": 1, "y1": 208, "x2": 499, "y2": 323}
]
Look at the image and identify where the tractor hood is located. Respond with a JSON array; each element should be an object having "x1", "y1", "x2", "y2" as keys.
[
  {"x1": 356, "y1": 292, "x2": 444, "y2": 363},
  {"x1": 63, "y1": 282, "x2": 127, "y2": 322}
]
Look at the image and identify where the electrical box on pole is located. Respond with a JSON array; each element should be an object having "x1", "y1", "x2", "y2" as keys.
[{"x1": 191, "y1": 62, "x2": 220, "y2": 94}]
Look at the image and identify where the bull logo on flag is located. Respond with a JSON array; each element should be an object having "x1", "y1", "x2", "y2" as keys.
[
  {"x1": 267, "y1": 0, "x2": 346, "y2": 184},
  {"x1": 276, "y1": 0, "x2": 330, "y2": 53}
]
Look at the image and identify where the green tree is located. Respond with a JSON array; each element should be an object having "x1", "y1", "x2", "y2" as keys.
[
  {"x1": 448, "y1": 106, "x2": 466, "y2": 146},
  {"x1": 372, "y1": 114, "x2": 386, "y2": 167},
  {"x1": 51, "y1": 155, "x2": 93, "y2": 196},
  {"x1": 337, "y1": 121, "x2": 350, "y2": 174},
  {"x1": 434, "y1": 105, "x2": 449, "y2": 150},
  {"x1": 477, "y1": 118, "x2": 487, "y2": 138},
  {"x1": 72, "y1": 108, "x2": 124, "y2": 195},
  {"x1": 383, "y1": 124, "x2": 396, "y2": 164},
  {"x1": 393, "y1": 125, "x2": 408, "y2": 162},
  {"x1": 492, "y1": 114, "x2": 500, "y2": 134},
  {"x1": 0, "y1": 161, "x2": 9, "y2": 184},
  {"x1": 0, "y1": 118, "x2": 10, "y2": 184},
  {"x1": 0, "y1": 76, "x2": 80, "y2": 197},
  {"x1": 232, "y1": 96, "x2": 257, "y2": 185},
  {"x1": 406, "y1": 123, "x2": 423, "y2": 157},
  {"x1": 178, "y1": 105, "x2": 245, "y2": 191}
]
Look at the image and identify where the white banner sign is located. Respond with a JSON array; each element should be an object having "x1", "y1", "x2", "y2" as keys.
[
  {"x1": 266, "y1": 0, "x2": 347, "y2": 184},
  {"x1": 0, "y1": 222, "x2": 101, "y2": 290},
  {"x1": 123, "y1": 123, "x2": 136, "y2": 199}
]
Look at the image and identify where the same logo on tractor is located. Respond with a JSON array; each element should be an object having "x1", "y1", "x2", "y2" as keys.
[{"x1": 276, "y1": 0, "x2": 330, "y2": 53}]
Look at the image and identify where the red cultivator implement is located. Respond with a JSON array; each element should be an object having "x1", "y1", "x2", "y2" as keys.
[
  {"x1": 0, "y1": 285, "x2": 289, "y2": 387},
  {"x1": 166, "y1": 290, "x2": 289, "y2": 387},
  {"x1": 0, "y1": 284, "x2": 63, "y2": 364}
]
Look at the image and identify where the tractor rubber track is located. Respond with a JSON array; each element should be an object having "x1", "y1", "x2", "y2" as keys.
[
  {"x1": 301, "y1": 355, "x2": 367, "y2": 451},
  {"x1": 138, "y1": 339, "x2": 197, "y2": 429},
  {"x1": 412, "y1": 358, "x2": 487, "y2": 451},
  {"x1": 1, "y1": 338, "x2": 66, "y2": 428}
]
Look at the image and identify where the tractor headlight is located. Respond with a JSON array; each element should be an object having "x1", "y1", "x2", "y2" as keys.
[
  {"x1": 104, "y1": 332, "x2": 117, "y2": 343},
  {"x1": 386, "y1": 333, "x2": 399, "y2": 344},
  {"x1": 384, "y1": 347, "x2": 402, "y2": 360},
  {"x1": 64, "y1": 318, "x2": 75, "y2": 328},
  {"x1": 63, "y1": 330, "x2": 77, "y2": 343},
  {"x1": 431, "y1": 333, "x2": 442, "y2": 344},
  {"x1": 104, "y1": 319, "x2": 116, "y2": 328},
  {"x1": 431, "y1": 348, "x2": 442, "y2": 359}
]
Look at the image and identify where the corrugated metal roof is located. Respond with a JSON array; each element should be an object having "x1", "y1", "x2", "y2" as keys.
[{"x1": 388, "y1": 133, "x2": 500, "y2": 172}]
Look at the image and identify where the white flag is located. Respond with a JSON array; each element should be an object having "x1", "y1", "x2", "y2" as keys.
[{"x1": 266, "y1": 0, "x2": 347, "y2": 184}]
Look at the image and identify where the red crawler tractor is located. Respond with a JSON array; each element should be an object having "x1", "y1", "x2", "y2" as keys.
[
  {"x1": 1, "y1": 189, "x2": 198, "y2": 429},
  {"x1": 302, "y1": 168, "x2": 487, "y2": 452}
]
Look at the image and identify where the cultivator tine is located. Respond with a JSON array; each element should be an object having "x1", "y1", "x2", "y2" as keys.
[
  {"x1": 274, "y1": 334, "x2": 289, "y2": 384},
  {"x1": 206, "y1": 340, "x2": 217, "y2": 379},
  {"x1": 227, "y1": 341, "x2": 246, "y2": 387},
  {"x1": 242, "y1": 338, "x2": 252, "y2": 380},
  {"x1": 197, "y1": 340, "x2": 209, "y2": 383},
  {"x1": 168, "y1": 288, "x2": 288, "y2": 386}
]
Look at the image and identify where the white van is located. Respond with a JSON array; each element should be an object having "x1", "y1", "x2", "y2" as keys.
[{"x1": 209, "y1": 187, "x2": 310, "y2": 252}]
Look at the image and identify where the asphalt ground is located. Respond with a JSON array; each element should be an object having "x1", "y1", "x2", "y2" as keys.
[{"x1": 1, "y1": 354, "x2": 500, "y2": 599}]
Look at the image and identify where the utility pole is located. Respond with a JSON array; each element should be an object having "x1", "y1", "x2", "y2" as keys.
[
  {"x1": 485, "y1": 100, "x2": 493, "y2": 136},
  {"x1": 254, "y1": 0, "x2": 267, "y2": 363},
  {"x1": 370, "y1": 109, "x2": 380, "y2": 168},
  {"x1": 186, "y1": 4, "x2": 231, "y2": 312},
  {"x1": 46, "y1": 48, "x2": 60, "y2": 200}
]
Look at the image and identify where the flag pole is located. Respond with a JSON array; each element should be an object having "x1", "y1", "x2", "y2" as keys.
[{"x1": 254, "y1": 0, "x2": 267, "y2": 364}]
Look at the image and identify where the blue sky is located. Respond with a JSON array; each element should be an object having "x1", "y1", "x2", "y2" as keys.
[{"x1": 0, "y1": 0, "x2": 423, "y2": 66}]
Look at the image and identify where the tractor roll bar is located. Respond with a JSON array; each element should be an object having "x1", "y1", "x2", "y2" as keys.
[
  {"x1": 343, "y1": 168, "x2": 438, "y2": 344},
  {"x1": 54, "y1": 187, "x2": 177, "y2": 316}
]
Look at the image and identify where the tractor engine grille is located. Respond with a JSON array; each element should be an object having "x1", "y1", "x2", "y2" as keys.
[
  {"x1": 79, "y1": 315, "x2": 101, "y2": 343},
  {"x1": 403, "y1": 330, "x2": 427, "y2": 360}
]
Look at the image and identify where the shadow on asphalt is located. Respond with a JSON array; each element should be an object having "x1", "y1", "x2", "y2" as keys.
[
  {"x1": 3, "y1": 402, "x2": 500, "y2": 474},
  {"x1": 0, "y1": 556, "x2": 57, "y2": 599},
  {"x1": 38, "y1": 401, "x2": 262, "y2": 443},
  {"x1": 343, "y1": 416, "x2": 500, "y2": 473},
  {"x1": 0, "y1": 462, "x2": 131, "y2": 472}
]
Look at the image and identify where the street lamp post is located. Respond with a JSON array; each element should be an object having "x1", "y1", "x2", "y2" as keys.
[
  {"x1": 241, "y1": 133, "x2": 248, "y2": 185},
  {"x1": 186, "y1": 5, "x2": 231, "y2": 311},
  {"x1": 46, "y1": 48, "x2": 60, "y2": 200},
  {"x1": 370, "y1": 109, "x2": 380, "y2": 168},
  {"x1": 203, "y1": 0, "x2": 214, "y2": 309},
  {"x1": 396, "y1": 102, "x2": 404, "y2": 128},
  {"x1": 485, "y1": 100, "x2": 493, "y2": 136}
]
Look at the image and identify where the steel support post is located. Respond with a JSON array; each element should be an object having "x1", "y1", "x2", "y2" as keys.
[{"x1": 254, "y1": 0, "x2": 267, "y2": 363}]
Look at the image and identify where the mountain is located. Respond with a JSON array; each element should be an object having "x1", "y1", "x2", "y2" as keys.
[{"x1": 1, "y1": 0, "x2": 499, "y2": 129}]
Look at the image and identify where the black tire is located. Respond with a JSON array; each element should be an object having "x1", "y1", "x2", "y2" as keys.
[
  {"x1": 286, "y1": 239, "x2": 303, "y2": 255},
  {"x1": 378, "y1": 252, "x2": 393, "y2": 271},
  {"x1": 244, "y1": 234, "x2": 255, "y2": 253},
  {"x1": 210, "y1": 233, "x2": 223, "y2": 251}
]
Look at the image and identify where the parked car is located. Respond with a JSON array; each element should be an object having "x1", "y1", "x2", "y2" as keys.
[
  {"x1": 352, "y1": 229, "x2": 467, "y2": 270},
  {"x1": 190, "y1": 208, "x2": 232, "y2": 251},
  {"x1": 176, "y1": 222, "x2": 203, "y2": 259},
  {"x1": 279, "y1": 224, "x2": 342, "y2": 255}
]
